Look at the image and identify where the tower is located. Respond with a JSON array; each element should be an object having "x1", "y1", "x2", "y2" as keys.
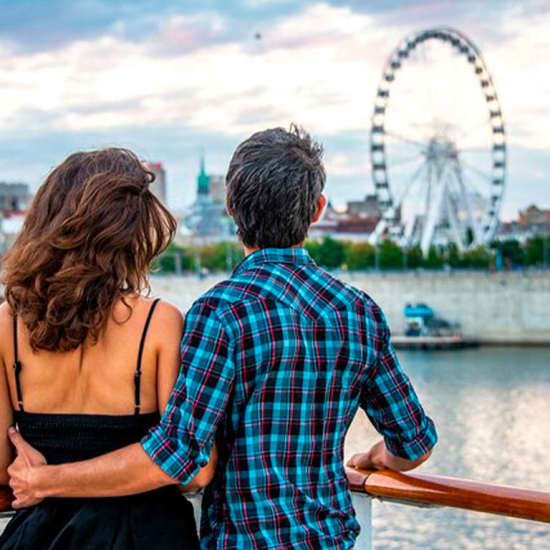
[{"x1": 197, "y1": 151, "x2": 210, "y2": 199}]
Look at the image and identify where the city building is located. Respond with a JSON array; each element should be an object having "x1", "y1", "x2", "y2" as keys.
[
  {"x1": 142, "y1": 162, "x2": 167, "y2": 204},
  {"x1": 310, "y1": 195, "x2": 382, "y2": 241},
  {"x1": 0, "y1": 214, "x2": 25, "y2": 254},
  {"x1": 519, "y1": 204, "x2": 550, "y2": 227},
  {"x1": 181, "y1": 154, "x2": 234, "y2": 244},
  {"x1": 0, "y1": 182, "x2": 31, "y2": 254},
  {"x1": 494, "y1": 204, "x2": 550, "y2": 242},
  {"x1": 495, "y1": 221, "x2": 524, "y2": 242},
  {"x1": 0, "y1": 182, "x2": 31, "y2": 214},
  {"x1": 346, "y1": 194, "x2": 381, "y2": 219}
]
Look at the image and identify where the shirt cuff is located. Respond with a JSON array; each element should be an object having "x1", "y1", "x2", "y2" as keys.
[
  {"x1": 141, "y1": 423, "x2": 208, "y2": 486},
  {"x1": 384, "y1": 417, "x2": 438, "y2": 461}
]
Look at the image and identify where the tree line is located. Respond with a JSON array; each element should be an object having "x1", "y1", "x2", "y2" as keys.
[{"x1": 155, "y1": 235, "x2": 550, "y2": 274}]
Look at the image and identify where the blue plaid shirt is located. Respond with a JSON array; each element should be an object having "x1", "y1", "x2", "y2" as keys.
[{"x1": 142, "y1": 248, "x2": 437, "y2": 549}]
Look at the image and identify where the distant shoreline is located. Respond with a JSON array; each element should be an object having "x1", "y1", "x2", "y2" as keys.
[{"x1": 150, "y1": 271, "x2": 550, "y2": 345}]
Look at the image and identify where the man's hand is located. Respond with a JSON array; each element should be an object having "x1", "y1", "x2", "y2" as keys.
[
  {"x1": 346, "y1": 440, "x2": 383, "y2": 470},
  {"x1": 7, "y1": 427, "x2": 47, "y2": 509},
  {"x1": 347, "y1": 439, "x2": 432, "y2": 472},
  {"x1": 346, "y1": 450, "x2": 376, "y2": 471}
]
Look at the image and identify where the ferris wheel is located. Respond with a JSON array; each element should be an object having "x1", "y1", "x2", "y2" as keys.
[{"x1": 369, "y1": 27, "x2": 506, "y2": 255}]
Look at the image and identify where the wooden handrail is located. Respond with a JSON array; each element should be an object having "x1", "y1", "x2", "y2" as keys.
[
  {"x1": 1, "y1": 471, "x2": 549, "y2": 524},
  {"x1": 346, "y1": 467, "x2": 550, "y2": 523}
]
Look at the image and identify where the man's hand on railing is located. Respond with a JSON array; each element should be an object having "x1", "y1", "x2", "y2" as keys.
[
  {"x1": 347, "y1": 440, "x2": 432, "y2": 472},
  {"x1": 7, "y1": 427, "x2": 47, "y2": 509}
]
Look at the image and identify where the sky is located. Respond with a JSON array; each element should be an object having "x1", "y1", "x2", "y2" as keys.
[{"x1": 0, "y1": 0, "x2": 548, "y2": 220}]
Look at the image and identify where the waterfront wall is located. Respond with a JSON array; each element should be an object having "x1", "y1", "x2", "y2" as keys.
[{"x1": 151, "y1": 271, "x2": 550, "y2": 344}]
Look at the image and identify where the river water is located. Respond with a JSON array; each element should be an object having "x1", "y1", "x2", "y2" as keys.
[{"x1": 346, "y1": 346, "x2": 550, "y2": 550}]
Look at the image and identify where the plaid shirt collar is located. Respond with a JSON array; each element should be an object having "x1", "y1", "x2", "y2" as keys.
[{"x1": 233, "y1": 247, "x2": 315, "y2": 276}]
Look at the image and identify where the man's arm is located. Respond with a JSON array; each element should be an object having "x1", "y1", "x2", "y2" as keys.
[
  {"x1": 7, "y1": 433, "x2": 216, "y2": 508},
  {"x1": 8, "y1": 298, "x2": 234, "y2": 507},
  {"x1": 349, "y1": 304, "x2": 437, "y2": 472},
  {"x1": 7, "y1": 437, "x2": 199, "y2": 507}
]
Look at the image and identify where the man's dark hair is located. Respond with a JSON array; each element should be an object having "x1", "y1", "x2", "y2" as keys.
[{"x1": 226, "y1": 124, "x2": 325, "y2": 248}]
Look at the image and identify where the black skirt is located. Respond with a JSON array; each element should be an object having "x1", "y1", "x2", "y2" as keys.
[{"x1": 0, "y1": 487, "x2": 200, "y2": 550}]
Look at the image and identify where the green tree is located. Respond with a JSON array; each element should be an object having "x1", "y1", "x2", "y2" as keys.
[
  {"x1": 156, "y1": 243, "x2": 194, "y2": 273},
  {"x1": 195, "y1": 242, "x2": 244, "y2": 271},
  {"x1": 156, "y1": 254, "x2": 176, "y2": 273},
  {"x1": 405, "y1": 245, "x2": 423, "y2": 269},
  {"x1": 461, "y1": 245, "x2": 492, "y2": 269},
  {"x1": 344, "y1": 242, "x2": 375, "y2": 270},
  {"x1": 446, "y1": 243, "x2": 461, "y2": 268},
  {"x1": 307, "y1": 237, "x2": 345, "y2": 269},
  {"x1": 423, "y1": 246, "x2": 445, "y2": 269},
  {"x1": 378, "y1": 239, "x2": 403, "y2": 270},
  {"x1": 496, "y1": 239, "x2": 524, "y2": 267},
  {"x1": 524, "y1": 236, "x2": 548, "y2": 267},
  {"x1": 305, "y1": 240, "x2": 322, "y2": 264},
  {"x1": 226, "y1": 242, "x2": 245, "y2": 270}
]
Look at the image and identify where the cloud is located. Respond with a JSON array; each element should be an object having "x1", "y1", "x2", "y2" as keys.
[
  {"x1": 148, "y1": 12, "x2": 233, "y2": 56},
  {"x1": 0, "y1": 0, "x2": 548, "y2": 219},
  {"x1": 0, "y1": 0, "x2": 305, "y2": 55}
]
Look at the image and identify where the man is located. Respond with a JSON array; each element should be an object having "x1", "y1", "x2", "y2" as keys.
[{"x1": 8, "y1": 125, "x2": 437, "y2": 549}]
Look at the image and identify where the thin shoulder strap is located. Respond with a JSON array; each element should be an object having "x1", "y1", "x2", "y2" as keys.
[
  {"x1": 12, "y1": 315, "x2": 24, "y2": 412},
  {"x1": 134, "y1": 298, "x2": 161, "y2": 415}
]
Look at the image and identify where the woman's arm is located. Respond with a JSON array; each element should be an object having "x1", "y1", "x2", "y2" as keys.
[
  {"x1": 155, "y1": 300, "x2": 185, "y2": 413},
  {"x1": 0, "y1": 304, "x2": 14, "y2": 485},
  {"x1": 0, "y1": 360, "x2": 14, "y2": 485}
]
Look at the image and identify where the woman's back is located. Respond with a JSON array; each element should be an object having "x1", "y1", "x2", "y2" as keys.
[
  {"x1": 0, "y1": 296, "x2": 183, "y2": 467},
  {"x1": 0, "y1": 297, "x2": 200, "y2": 550},
  {"x1": 2, "y1": 295, "x2": 176, "y2": 417},
  {"x1": 0, "y1": 148, "x2": 200, "y2": 549}
]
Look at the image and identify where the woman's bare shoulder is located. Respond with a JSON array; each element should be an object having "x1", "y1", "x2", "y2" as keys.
[
  {"x1": 138, "y1": 297, "x2": 184, "y2": 330},
  {"x1": 0, "y1": 301, "x2": 12, "y2": 327},
  {"x1": 0, "y1": 302, "x2": 13, "y2": 358},
  {"x1": 140, "y1": 299, "x2": 184, "y2": 359}
]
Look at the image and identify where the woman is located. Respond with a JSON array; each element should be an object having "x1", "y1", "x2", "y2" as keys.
[{"x1": 0, "y1": 148, "x2": 212, "y2": 549}]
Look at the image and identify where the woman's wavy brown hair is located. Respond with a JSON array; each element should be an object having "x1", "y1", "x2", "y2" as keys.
[{"x1": 1, "y1": 148, "x2": 176, "y2": 352}]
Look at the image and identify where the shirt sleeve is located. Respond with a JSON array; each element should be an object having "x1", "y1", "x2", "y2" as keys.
[
  {"x1": 141, "y1": 299, "x2": 235, "y2": 485},
  {"x1": 360, "y1": 305, "x2": 437, "y2": 460}
]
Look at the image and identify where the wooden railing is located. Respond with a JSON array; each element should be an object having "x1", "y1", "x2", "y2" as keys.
[
  {"x1": 1, "y1": 468, "x2": 549, "y2": 547},
  {"x1": 1, "y1": 470, "x2": 549, "y2": 523},
  {"x1": 346, "y1": 467, "x2": 550, "y2": 523}
]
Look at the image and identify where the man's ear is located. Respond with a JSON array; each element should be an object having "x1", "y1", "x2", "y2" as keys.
[{"x1": 311, "y1": 194, "x2": 327, "y2": 224}]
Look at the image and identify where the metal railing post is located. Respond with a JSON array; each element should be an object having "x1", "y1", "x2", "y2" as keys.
[
  {"x1": 174, "y1": 252, "x2": 182, "y2": 276},
  {"x1": 351, "y1": 493, "x2": 373, "y2": 549}
]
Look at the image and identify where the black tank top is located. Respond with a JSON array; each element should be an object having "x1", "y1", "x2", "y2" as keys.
[
  {"x1": 1, "y1": 298, "x2": 200, "y2": 550},
  {"x1": 12, "y1": 299, "x2": 161, "y2": 465}
]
